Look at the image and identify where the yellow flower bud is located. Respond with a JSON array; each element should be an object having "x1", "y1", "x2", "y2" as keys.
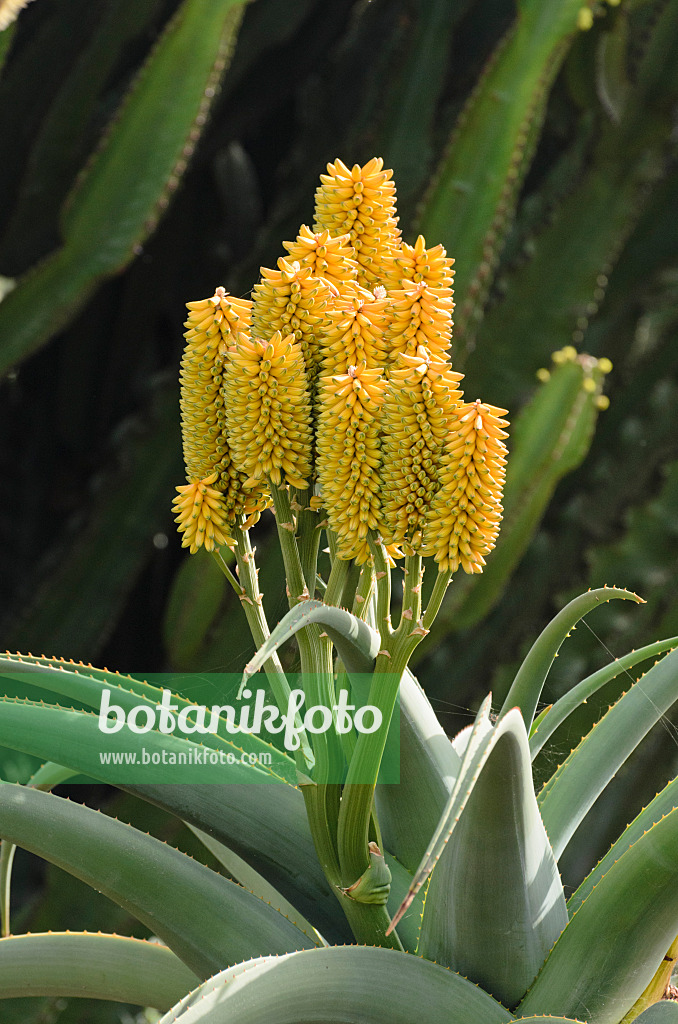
[
  {"x1": 224, "y1": 331, "x2": 313, "y2": 490},
  {"x1": 320, "y1": 280, "x2": 391, "y2": 376},
  {"x1": 385, "y1": 234, "x2": 455, "y2": 293},
  {"x1": 314, "y1": 157, "x2": 399, "y2": 286},
  {"x1": 422, "y1": 401, "x2": 508, "y2": 574},
  {"x1": 316, "y1": 363, "x2": 386, "y2": 563},
  {"x1": 386, "y1": 279, "x2": 454, "y2": 365},
  {"x1": 282, "y1": 225, "x2": 359, "y2": 289},
  {"x1": 380, "y1": 348, "x2": 464, "y2": 552},
  {"x1": 252, "y1": 257, "x2": 335, "y2": 386},
  {"x1": 174, "y1": 289, "x2": 265, "y2": 552}
]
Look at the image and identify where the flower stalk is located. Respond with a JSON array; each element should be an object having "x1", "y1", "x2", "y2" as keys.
[{"x1": 172, "y1": 157, "x2": 522, "y2": 945}]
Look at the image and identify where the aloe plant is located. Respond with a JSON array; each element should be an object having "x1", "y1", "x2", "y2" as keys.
[{"x1": 1, "y1": 156, "x2": 678, "y2": 1024}]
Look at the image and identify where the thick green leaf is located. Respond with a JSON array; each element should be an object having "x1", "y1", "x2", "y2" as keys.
[
  {"x1": 159, "y1": 946, "x2": 513, "y2": 1024},
  {"x1": 530, "y1": 635, "x2": 678, "y2": 757},
  {"x1": 375, "y1": 668, "x2": 461, "y2": 873},
  {"x1": 126, "y1": 782, "x2": 351, "y2": 944},
  {"x1": 517, "y1": 807, "x2": 678, "y2": 1024},
  {"x1": 187, "y1": 823, "x2": 325, "y2": 947},
  {"x1": 0, "y1": 931, "x2": 198, "y2": 1008},
  {"x1": 415, "y1": 704, "x2": 567, "y2": 1008},
  {"x1": 0, "y1": 698, "x2": 294, "y2": 785},
  {"x1": 0, "y1": 784, "x2": 315, "y2": 978},
  {"x1": 633, "y1": 1005, "x2": 678, "y2": 1024},
  {"x1": 0, "y1": 0, "x2": 247, "y2": 377},
  {"x1": 538, "y1": 645, "x2": 678, "y2": 860},
  {"x1": 500, "y1": 587, "x2": 643, "y2": 729},
  {"x1": 242, "y1": 599, "x2": 381, "y2": 679},
  {"x1": 568, "y1": 774, "x2": 678, "y2": 916}
]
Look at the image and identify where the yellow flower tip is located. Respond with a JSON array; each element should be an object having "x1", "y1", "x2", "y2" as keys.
[
  {"x1": 386, "y1": 277, "x2": 454, "y2": 365},
  {"x1": 598, "y1": 356, "x2": 613, "y2": 374},
  {"x1": 314, "y1": 157, "x2": 399, "y2": 286},
  {"x1": 422, "y1": 399, "x2": 509, "y2": 574},
  {"x1": 0, "y1": 0, "x2": 36, "y2": 31},
  {"x1": 596, "y1": 394, "x2": 610, "y2": 411},
  {"x1": 224, "y1": 331, "x2": 313, "y2": 492},
  {"x1": 282, "y1": 225, "x2": 359, "y2": 287},
  {"x1": 582, "y1": 376, "x2": 597, "y2": 394},
  {"x1": 252, "y1": 258, "x2": 336, "y2": 382},
  {"x1": 172, "y1": 478, "x2": 234, "y2": 553},
  {"x1": 577, "y1": 6, "x2": 594, "y2": 30},
  {"x1": 321, "y1": 280, "x2": 391, "y2": 374}
]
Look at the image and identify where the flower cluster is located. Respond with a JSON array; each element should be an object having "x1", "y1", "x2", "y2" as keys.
[{"x1": 175, "y1": 158, "x2": 509, "y2": 574}]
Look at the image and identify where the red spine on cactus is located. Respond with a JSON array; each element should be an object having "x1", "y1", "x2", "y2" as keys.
[
  {"x1": 282, "y1": 225, "x2": 359, "y2": 289},
  {"x1": 224, "y1": 331, "x2": 313, "y2": 490},
  {"x1": 313, "y1": 157, "x2": 399, "y2": 287},
  {"x1": 251, "y1": 257, "x2": 335, "y2": 387},
  {"x1": 422, "y1": 400, "x2": 508, "y2": 574},
  {"x1": 316, "y1": 363, "x2": 385, "y2": 563},
  {"x1": 380, "y1": 347, "x2": 464, "y2": 553},
  {"x1": 320, "y1": 280, "x2": 391, "y2": 376},
  {"x1": 173, "y1": 288, "x2": 266, "y2": 554}
]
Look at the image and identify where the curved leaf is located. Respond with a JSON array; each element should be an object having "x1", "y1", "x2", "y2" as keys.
[
  {"x1": 0, "y1": 698, "x2": 294, "y2": 784},
  {"x1": 568, "y1": 773, "x2": 678, "y2": 916},
  {"x1": 159, "y1": 946, "x2": 514, "y2": 1024},
  {"x1": 0, "y1": 931, "x2": 199, "y2": 1008},
  {"x1": 243, "y1": 599, "x2": 381, "y2": 680},
  {"x1": 539, "y1": 645, "x2": 678, "y2": 860},
  {"x1": 633, "y1": 1005, "x2": 678, "y2": 1024},
  {"x1": 530, "y1": 635, "x2": 678, "y2": 758},
  {"x1": 125, "y1": 782, "x2": 351, "y2": 944},
  {"x1": 517, "y1": 807, "x2": 678, "y2": 1024},
  {"x1": 416, "y1": 705, "x2": 567, "y2": 1008},
  {"x1": 0, "y1": 783, "x2": 315, "y2": 977},
  {"x1": 499, "y1": 587, "x2": 643, "y2": 730}
]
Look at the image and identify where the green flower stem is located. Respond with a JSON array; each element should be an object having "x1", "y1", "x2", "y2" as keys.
[
  {"x1": 337, "y1": 639, "x2": 410, "y2": 885},
  {"x1": 209, "y1": 546, "x2": 241, "y2": 595},
  {"x1": 368, "y1": 533, "x2": 393, "y2": 637},
  {"x1": 324, "y1": 554, "x2": 351, "y2": 608},
  {"x1": 212, "y1": 535, "x2": 313, "y2": 770},
  {"x1": 352, "y1": 563, "x2": 375, "y2": 621},
  {"x1": 422, "y1": 568, "x2": 453, "y2": 631},
  {"x1": 265, "y1": 486, "x2": 346, "y2": 891},
  {"x1": 0, "y1": 839, "x2": 15, "y2": 937},
  {"x1": 338, "y1": 897, "x2": 404, "y2": 952},
  {"x1": 268, "y1": 480, "x2": 309, "y2": 606},
  {"x1": 291, "y1": 486, "x2": 322, "y2": 596},
  {"x1": 398, "y1": 553, "x2": 423, "y2": 632}
]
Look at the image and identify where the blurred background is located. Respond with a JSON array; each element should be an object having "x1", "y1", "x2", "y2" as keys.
[{"x1": 0, "y1": 0, "x2": 677, "y2": 1008}]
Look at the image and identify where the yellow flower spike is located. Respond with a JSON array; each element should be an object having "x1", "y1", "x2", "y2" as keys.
[
  {"x1": 316, "y1": 363, "x2": 386, "y2": 563},
  {"x1": 386, "y1": 279, "x2": 454, "y2": 365},
  {"x1": 384, "y1": 234, "x2": 455, "y2": 293},
  {"x1": 313, "y1": 157, "x2": 399, "y2": 287},
  {"x1": 251, "y1": 257, "x2": 335, "y2": 385},
  {"x1": 380, "y1": 347, "x2": 464, "y2": 553},
  {"x1": 224, "y1": 331, "x2": 313, "y2": 490},
  {"x1": 422, "y1": 400, "x2": 509, "y2": 574},
  {"x1": 183, "y1": 285, "x2": 252, "y2": 343},
  {"x1": 282, "y1": 225, "x2": 359, "y2": 289},
  {"x1": 320, "y1": 280, "x2": 391, "y2": 376},
  {"x1": 175, "y1": 289, "x2": 266, "y2": 553}
]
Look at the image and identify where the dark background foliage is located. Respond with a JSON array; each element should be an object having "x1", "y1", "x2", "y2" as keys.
[{"x1": 0, "y1": 3, "x2": 677, "y2": 1008}]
